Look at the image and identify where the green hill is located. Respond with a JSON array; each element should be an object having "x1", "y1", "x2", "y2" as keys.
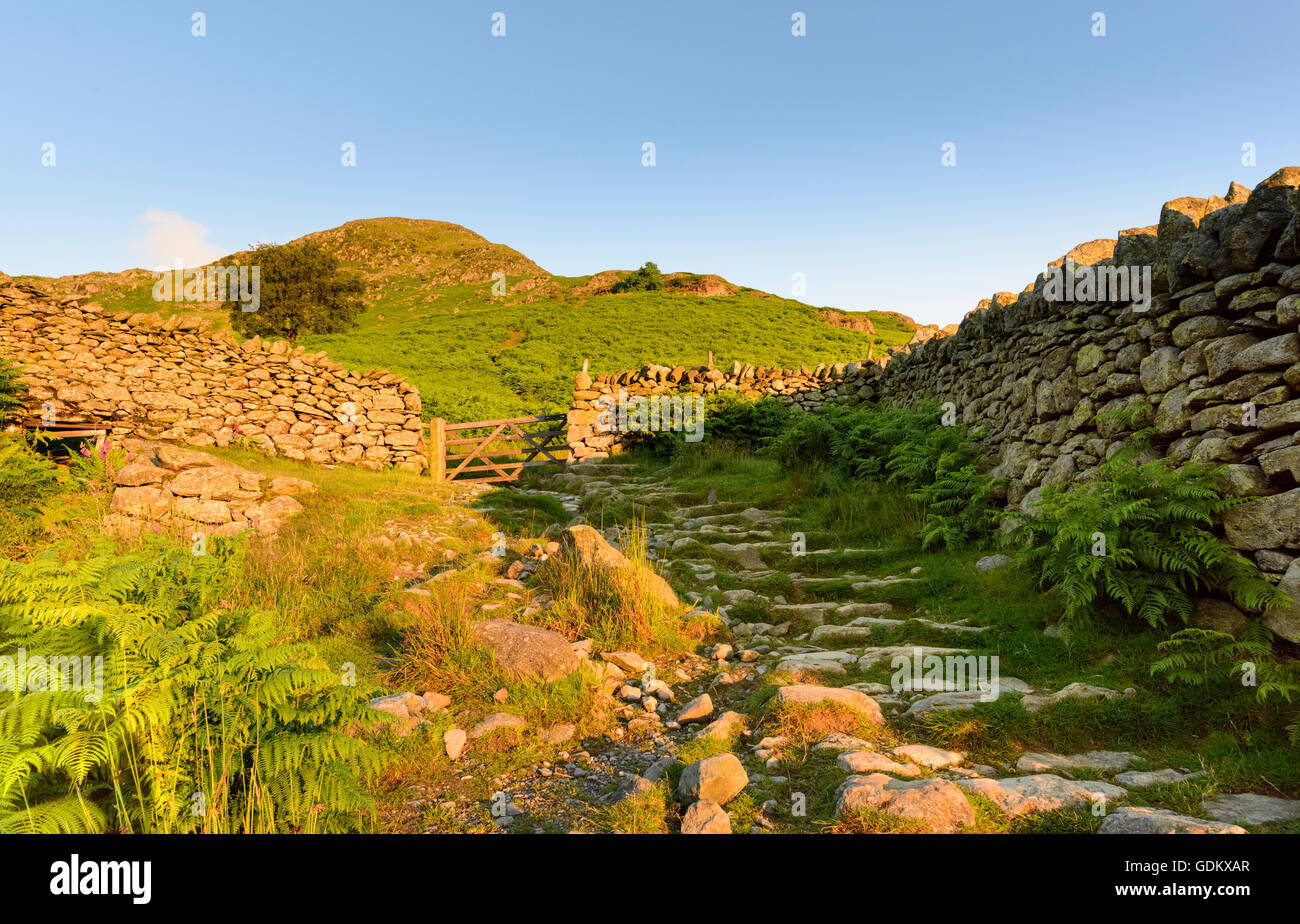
[{"x1": 14, "y1": 219, "x2": 920, "y2": 422}]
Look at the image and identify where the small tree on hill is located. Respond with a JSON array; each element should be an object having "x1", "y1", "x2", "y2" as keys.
[
  {"x1": 612, "y1": 261, "x2": 665, "y2": 293},
  {"x1": 228, "y1": 241, "x2": 367, "y2": 343}
]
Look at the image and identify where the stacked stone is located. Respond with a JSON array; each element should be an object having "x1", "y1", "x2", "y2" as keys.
[
  {"x1": 866, "y1": 168, "x2": 1300, "y2": 535},
  {"x1": 105, "y1": 439, "x2": 315, "y2": 539},
  {"x1": 0, "y1": 282, "x2": 426, "y2": 472},
  {"x1": 570, "y1": 168, "x2": 1300, "y2": 639}
]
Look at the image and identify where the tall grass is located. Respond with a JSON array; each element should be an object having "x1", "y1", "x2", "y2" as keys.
[{"x1": 533, "y1": 524, "x2": 701, "y2": 653}]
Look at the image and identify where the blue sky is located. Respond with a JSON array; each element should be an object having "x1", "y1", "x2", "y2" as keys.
[{"x1": 2, "y1": 0, "x2": 1297, "y2": 325}]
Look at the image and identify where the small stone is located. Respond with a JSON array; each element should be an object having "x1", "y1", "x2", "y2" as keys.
[
  {"x1": 677, "y1": 693, "x2": 714, "y2": 724},
  {"x1": 680, "y1": 798, "x2": 731, "y2": 834},
  {"x1": 443, "y1": 728, "x2": 467, "y2": 760},
  {"x1": 678, "y1": 753, "x2": 748, "y2": 805},
  {"x1": 892, "y1": 744, "x2": 965, "y2": 770},
  {"x1": 469, "y1": 712, "x2": 526, "y2": 739}
]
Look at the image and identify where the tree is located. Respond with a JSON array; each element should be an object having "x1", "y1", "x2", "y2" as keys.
[
  {"x1": 611, "y1": 261, "x2": 665, "y2": 293},
  {"x1": 228, "y1": 241, "x2": 367, "y2": 343}
]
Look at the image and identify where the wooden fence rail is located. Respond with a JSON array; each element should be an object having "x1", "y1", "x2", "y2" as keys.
[{"x1": 427, "y1": 413, "x2": 570, "y2": 484}]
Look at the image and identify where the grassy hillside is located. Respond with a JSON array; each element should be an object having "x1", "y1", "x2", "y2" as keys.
[
  {"x1": 305, "y1": 281, "x2": 894, "y2": 421},
  {"x1": 13, "y1": 219, "x2": 918, "y2": 422}
]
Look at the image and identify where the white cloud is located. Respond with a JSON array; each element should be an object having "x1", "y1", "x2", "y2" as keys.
[{"x1": 130, "y1": 208, "x2": 226, "y2": 269}]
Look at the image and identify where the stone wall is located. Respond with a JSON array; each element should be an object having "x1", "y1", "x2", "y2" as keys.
[
  {"x1": 567, "y1": 167, "x2": 1300, "y2": 631},
  {"x1": 0, "y1": 278, "x2": 427, "y2": 471},
  {"x1": 566, "y1": 360, "x2": 874, "y2": 461}
]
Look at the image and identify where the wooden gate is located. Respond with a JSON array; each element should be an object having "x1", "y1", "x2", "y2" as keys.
[{"x1": 428, "y1": 414, "x2": 570, "y2": 483}]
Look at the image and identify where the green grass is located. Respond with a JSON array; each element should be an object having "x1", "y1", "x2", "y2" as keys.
[
  {"x1": 591, "y1": 779, "x2": 670, "y2": 834},
  {"x1": 24, "y1": 263, "x2": 913, "y2": 425}
]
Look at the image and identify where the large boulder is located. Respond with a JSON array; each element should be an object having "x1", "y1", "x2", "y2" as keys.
[
  {"x1": 1218, "y1": 167, "x2": 1300, "y2": 272},
  {"x1": 835, "y1": 773, "x2": 976, "y2": 833},
  {"x1": 678, "y1": 753, "x2": 748, "y2": 805},
  {"x1": 680, "y1": 798, "x2": 731, "y2": 834},
  {"x1": 1263, "y1": 559, "x2": 1300, "y2": 643},
  {"x1": 1223, "y1": 488, "x2": 1300, "y2": 550},
  {"x1": 468, "y1": 619, "x2": 580, "y2": 682},
  {"x1": 563, "y1": 525, "x2": 680, "y2": 609},
  {"x1": 1202, "y1": 792, "x2": 1300, "y2": 827},
  {"x1": 957, "y1": 774, "x2": 1126, "y2": 816},
  {"x1": 1098, "y1": 806, "x2": 1246, "y2": 834},
  {"x1": 770, "y1": 684, "x2": 885, "y2": 725}
]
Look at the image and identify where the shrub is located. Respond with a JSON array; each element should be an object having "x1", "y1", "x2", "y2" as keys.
[
  {"x1": 228, "y1": 241, "x2": 367, "y2": 343},
  {"x1": 0, "y1": 437, "x2": 65, "y2": 557},
  {"x1": 830, "y1": 402, "x2": 996, "y2": 550},
  {"x1": 0, "y1": 357, "x2": 26, "y2": 422},
  {"x1": 1010, "y1": 452, "x2": 1287, "y2": 628},
  {"x1": 912, "y1": 457, "x2": 996, "y2": 551},
  {"x1": 610, "y1": 261, "x2": 665, "y2": 293},
  {"x1": 700, "y1": 392, "x2": 792, "y2": 452},
  {"x1": 772, "y1": 411, "x2": 838, "y2": 471},
  {"x1": 0, "y1": 541, "x2": 388, "y2": 833},
  {"x1": 531, "y1": 526, "x2": 692, "y2": 653},
  {"x1": 627, "y1": 391, "x2": 792, "y2": 458}
]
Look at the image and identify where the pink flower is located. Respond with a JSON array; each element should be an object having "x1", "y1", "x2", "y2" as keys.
[{"x1": 79, "y1": 444, "x2": 91, "y2": 457}]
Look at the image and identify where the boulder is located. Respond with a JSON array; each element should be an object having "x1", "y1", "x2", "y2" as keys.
[
  {"x1": 468, "y1": 619, "x2": 580, "y2": 682},
  {"x1": 1202, "y1": 792, "x2": 1300, "y2": 827},
  {"x1": 770, "y1": 684, "x2": 885, "y2": 724},
  {"x1": 680, "y1": 798, "x2": 731, "y2": 834},
  {"x1": 1223, "y1": 488, "x2": 1300, "y2": 550},
  {"x1": 1015, "y1": 750, "x2": 1138, "y2": 774},
  {"x1": 563, "y1": 525, "x2": 680, "y2": 609},
  {"x1": 1099, "y1": 806, "x2": 1246, "y2": 834},
  {"x1": 1263, "y1": 559, "x2": 1300, "y2": 643},
  {"x1": 1114, "y1": 768, "x2": 1204, "y2": 787},
  {"x1": 837, "y1": 751, "x2": 921, "y2": 777},
  {"x1": 696, "y1": 710, "x2": 745, "y2": 741},
  {"x1": 678, "y1": 753, "x2": 748, "y2": 805},
  {"x1": 676, "y1": 693, "x2": 714, "y2": 724},
  {"x1": 892, "y1": 744, "x2": 965, "y2": 769},
  {"x1": 835, "y1": 773, "x2": 976, "y2": 833},
  {"x1": 443, "y1": 728, "x2": 467, "y2": 760},
  {"x1": 113, "y1": 462, "x2": 165, "y2": 486},
  {"x1": 957, "y1": 774, "x2": 1127, "y2": 816},
  {"x1": 468, "y1": 712, "x2": 526, "y2": 739}
]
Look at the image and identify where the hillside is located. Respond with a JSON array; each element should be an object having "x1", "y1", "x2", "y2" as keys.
[{"x1": 11, "y1": 219, "x2": 922, "y2": 422}]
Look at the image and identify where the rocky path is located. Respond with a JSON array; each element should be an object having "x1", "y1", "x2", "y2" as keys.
[{"x1": 376, "y1": 461, "x2": 1300, "y2": 835}]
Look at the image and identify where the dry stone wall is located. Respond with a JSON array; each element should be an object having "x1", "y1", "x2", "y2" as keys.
[
  {"x1": 569, "y1": 167, "x2": 1300, "y2": 637},
  {"x1": 0, "y1": 278, "x2": 427, "y2": 472}
]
